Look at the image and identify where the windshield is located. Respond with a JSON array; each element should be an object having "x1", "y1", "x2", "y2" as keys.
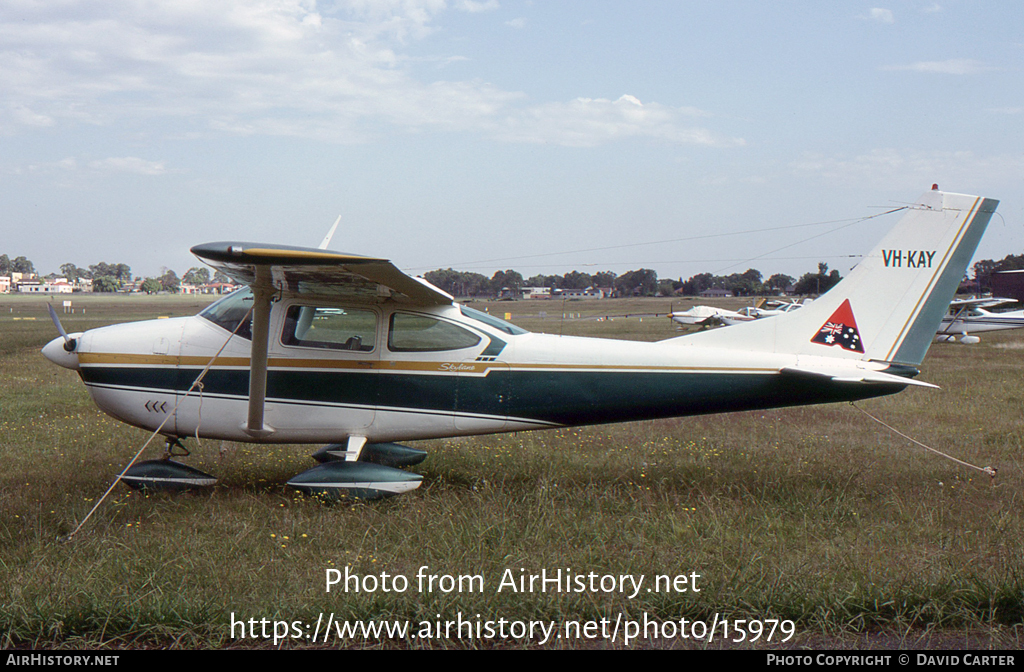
[
  {"x1": 459, "y1": 305, "x2": 528, "y2": 335},
  {"x1": 198, "y1": 287, "x2": 253, "y2": 340}
]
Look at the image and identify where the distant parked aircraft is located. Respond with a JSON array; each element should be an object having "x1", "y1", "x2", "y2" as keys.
[
  {"x1": 936, "y1": 297, "x2": 1024, "y2": 344},
  {"x1": 670, "y1": 299, "x2": 808, "y2": 327},
  {"x1": 668, "y1": 305, "x2": 754, "y2": 327}
]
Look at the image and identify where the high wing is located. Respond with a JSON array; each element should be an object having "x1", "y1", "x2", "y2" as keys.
[
  {"x1": 191, "y1": 241, "x2": 453, "y2": 437},
  {"x1": 948, "y1": 297, "x2": 1016, "y2": 309},
  {"x1": 191, "y1": 242, "x2": 453, "y2": 306}
]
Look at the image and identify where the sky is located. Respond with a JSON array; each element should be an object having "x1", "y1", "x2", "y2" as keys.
[{"x1": 2, "y1": 1, "x2": 1023, "y2": 284}]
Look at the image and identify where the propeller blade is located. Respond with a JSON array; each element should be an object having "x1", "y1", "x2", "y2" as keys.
[{"x1": 47, "y1": 304, "x2": 76, "y2": 352}]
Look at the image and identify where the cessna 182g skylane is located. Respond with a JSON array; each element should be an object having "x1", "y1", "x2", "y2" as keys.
[{"x1": 43, "y1": 188, "x2": 998, "y2": 499}]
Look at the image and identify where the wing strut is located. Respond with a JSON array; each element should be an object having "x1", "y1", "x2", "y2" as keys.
[{"x1": 246, "y1": 266, "x2": 274, "y2": 438}]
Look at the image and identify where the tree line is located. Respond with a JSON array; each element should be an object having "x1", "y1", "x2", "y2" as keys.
[
  {"x1": 424, "y1": 263, "x2": 843, "y2": 298},
  {"x1": 1, "y1": 256, "x2": 229, "y2": 294},
  {"x1": 5, "y1": 250, "x2": 1019, "y2": 297}
]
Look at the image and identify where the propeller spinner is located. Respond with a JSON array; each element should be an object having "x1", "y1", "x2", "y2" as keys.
[{"x1": 42, "y1": 304, "x2": 81, "y2": 370}]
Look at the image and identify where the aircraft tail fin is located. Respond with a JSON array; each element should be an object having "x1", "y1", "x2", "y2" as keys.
[{"x1": 671, "y1": 188, "x2": 999, "y2": 367}]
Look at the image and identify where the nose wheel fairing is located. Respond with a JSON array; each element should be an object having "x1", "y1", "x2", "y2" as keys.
[{"x1": 121, "y1": 460, "x2": 218, "y2": 492}]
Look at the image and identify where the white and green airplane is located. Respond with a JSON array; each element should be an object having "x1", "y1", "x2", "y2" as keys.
[{"x1": 43, "y1": 187, "x2": 998, "y2": 499}]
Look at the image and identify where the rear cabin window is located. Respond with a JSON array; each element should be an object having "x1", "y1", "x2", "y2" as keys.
[
  {"x1": 198, "y1": 287, "x2": 253, "y2": 340},
  {"x1": 282, "y1": 306, "x2": 377, "y2": 352},
  {"x1": 388, "y1": 313, "x2": 481, "y2": 352}
]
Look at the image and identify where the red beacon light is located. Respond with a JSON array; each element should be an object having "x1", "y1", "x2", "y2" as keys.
[{"x1": 932, "y1": 183, "x2": 939, "y2": 190}]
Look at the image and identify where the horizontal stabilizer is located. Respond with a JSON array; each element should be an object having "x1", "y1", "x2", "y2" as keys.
[{"x1": 781, "y1": 366, "x2": 938, "y2": 389}]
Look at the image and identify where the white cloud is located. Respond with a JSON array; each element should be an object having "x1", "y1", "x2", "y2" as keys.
[
  {"x1": 88, "y1": 157, "x2": 167, "y2": 175},
  {"x1": 881, "y1": 59, "x2": 992, "y2": 75},
  {"x1": 22, "y1": 157, "x2": 78, "y2": 175},
  {"x1": 866, "y1": 8, "x2": 894, "y2": 24},
  {"x1": 454, "y1": 0, "x2": 499, "y2": 13},
  {"x1": 342, "y1": 0, "x2": 448, "y2": 41},
  {"x1": 922, "y1": 3, "x2": 942, "y2": 13},
  {"x1": 492, "y1": 95, "x2": 743, "y2": 147},
  {"x1": 505, "y1": 17, "x2": 526, "y2": 29},
  {"x1": 0, "y1": 1, "x2": 504, "y2": 141},
  {"x1": 9, "y1": 105, "x2": 53, "y2": 128},
  {"x1": 0, "y1": 1, "x2": 737, "y2": 149}
]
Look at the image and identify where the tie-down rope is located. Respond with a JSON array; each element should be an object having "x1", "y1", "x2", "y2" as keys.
[
  {"x1": 59, "y1": 306, "x2": 254, "y2": 543},
  {"x1": 850, "y1": 402, "x2": 997, "y2": 482}
]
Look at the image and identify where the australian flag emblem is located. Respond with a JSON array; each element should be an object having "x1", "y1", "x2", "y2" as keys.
[{"x1": 810, "y1": 299, "x2": 864, "y2": 353}]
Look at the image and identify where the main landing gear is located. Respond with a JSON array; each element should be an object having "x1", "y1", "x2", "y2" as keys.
[
  {"x1": 287, "y1": 438, "x2": 426, "y2": 501},
  {"x1": 120, "y1": 437, "x2": 427, "y2": 500}
]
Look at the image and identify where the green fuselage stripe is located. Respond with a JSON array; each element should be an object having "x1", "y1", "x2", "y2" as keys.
[{"x1": 80, "y1": 366, "x2": 905, "y2": 426}]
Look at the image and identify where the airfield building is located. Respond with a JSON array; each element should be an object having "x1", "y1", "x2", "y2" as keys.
[
  {"x1": 17, "y1": 278, "x2": 73, "y2": 294},
  {"x1": 992, "y1": 270, "x2": 1024, "y2": 304}
]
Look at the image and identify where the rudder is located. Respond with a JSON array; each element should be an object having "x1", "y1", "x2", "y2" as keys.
[{"x1": 672, "y1": 188, "x2": 999, "y2": 367}]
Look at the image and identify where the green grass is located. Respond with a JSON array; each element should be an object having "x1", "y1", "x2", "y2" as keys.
[{"x1": 2, "y1": 295, "x2": 1023, "y2": 648}]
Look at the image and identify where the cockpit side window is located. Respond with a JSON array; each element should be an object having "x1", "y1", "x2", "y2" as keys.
[
  {"x1": 281, "y1": 306, "x2": 377, "y2": 352},
  {"x1": 198, "y1": 287, "x2": 253, "y2": 340},
  {"x1": 388, "y1": 313, "x2": 481, "y2": 352}
]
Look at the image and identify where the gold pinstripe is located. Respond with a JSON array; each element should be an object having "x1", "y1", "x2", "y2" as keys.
[
  {"x1": 237, "y1": 248, "x2": 382, "y2": 262},
  {"x1": 77, "y1": 352, "x2": 778, "y2": 375}
]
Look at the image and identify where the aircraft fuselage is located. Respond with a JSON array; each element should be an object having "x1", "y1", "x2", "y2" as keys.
[{"x1": 46, "y1": 291, "x2": 907, "y2": 446}]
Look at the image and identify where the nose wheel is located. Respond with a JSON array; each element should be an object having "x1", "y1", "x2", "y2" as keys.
[{"x1": 163, "y1": 437, "x2": 191, "y2": 459}]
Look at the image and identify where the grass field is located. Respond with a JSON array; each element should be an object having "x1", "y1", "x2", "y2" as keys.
[{"x1": 1, "y1": 293, "x2": 1023, "y2": 649}]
